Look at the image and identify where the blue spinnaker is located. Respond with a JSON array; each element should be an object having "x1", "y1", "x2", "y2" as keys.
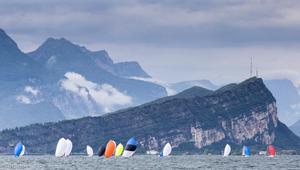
[
  {"x1": 245, "y1": 146, "x2": 251, "y2": 157},
  {"x1": 14, "y1": 142, "x2": 23, "y2": 157}
]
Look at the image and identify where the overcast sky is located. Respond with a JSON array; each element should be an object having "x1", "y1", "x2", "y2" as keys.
[{"x1": 1, "y1": 0, "x2": 300, "y2": 85}]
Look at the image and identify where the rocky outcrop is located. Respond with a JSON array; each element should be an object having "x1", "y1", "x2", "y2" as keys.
[{"x1": 0, "y1": 77, "x2": 299, "y2": 154}]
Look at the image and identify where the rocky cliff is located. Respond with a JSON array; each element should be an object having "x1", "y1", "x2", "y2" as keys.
[{"x1": 0, "y1": 77, "x2": 299, "y2": 154}]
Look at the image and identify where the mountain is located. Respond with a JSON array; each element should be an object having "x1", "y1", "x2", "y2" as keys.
[
  {"x1": 27, "y1": 37, "x2": 167, "y2": 118},
  {"x1": 0, "y1": 77, "x2": 299, "y2": 154},
  {"x1": 170, "y1": 78, "x2": 300, "y2": 126},
  {"x1": 170, "y1": 80, "x2": 219, "y2": 92},
  {"x1": 113, "y1": 61, "x2": 151, "y2": 78},
  {"x1": 264, "y1": 79, "x2": 300, "y2": 126},
  {"x1": 290, "y1": 120, "x2": 300, "y2": 137},
  {"x1": 0, "y1": 29, "x2": 167, "y2": 129},
  {"x1": 27, "y1": 38, "x2": 150, "y2": 79},
  {"x1": 0, "y1": 29, "x2": 65, "y2": 129}
]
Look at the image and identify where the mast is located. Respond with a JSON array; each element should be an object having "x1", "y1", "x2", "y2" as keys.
[
  {"x1": 250, "y1": 57, "x2": 253, "y2": 77},
  {"x1": 256, "y1": 68, "x2": 258, "y2": 77}
]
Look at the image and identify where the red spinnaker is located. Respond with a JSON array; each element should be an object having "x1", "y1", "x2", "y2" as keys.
[{"x1": 268, "y1": 145, "x2": 276, "y2": 156}]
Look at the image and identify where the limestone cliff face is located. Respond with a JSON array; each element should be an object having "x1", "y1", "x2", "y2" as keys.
[
  {"x1": 191, "y1": 102, "x2": 278, "y2": 149},
  {"x1": 0, "y1": 77, "x2": 299, "y2": 154}
]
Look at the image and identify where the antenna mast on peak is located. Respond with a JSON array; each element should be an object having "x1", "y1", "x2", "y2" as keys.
[
  {"x1": 250, "y1": 57, "x2": 253, "y2": 77},
  {"x1": 256, "y1": 68, "x2": 259, "y2": 77}
]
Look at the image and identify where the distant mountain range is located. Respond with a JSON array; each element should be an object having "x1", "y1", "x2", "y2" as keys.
[
  {"x1": 264, "y1": 79, "x2": 300, "y2": 126},
  {"x1": 170, "y1": 80, "x2": 219, "y2": 91},
  {"x1": 290, "y1": 120, "x2": 300, "y2": 137},
  {"x1": 0, "y1": 28, "x2": 167, "y2": 129},
  {"x1": 0, "y1": 77, "x2": 299, "y2": 154}
]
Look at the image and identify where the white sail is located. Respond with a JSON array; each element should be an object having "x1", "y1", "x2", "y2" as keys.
[
  {"x1": 55, "y1": 138, "x2": 67, "y2": 157},
  {"x1": 223, "y1": 144, "x2": 231, "y2": 157},
  {"x1": 64, "y1": 139, "x2": 73, "y2": 157},
  {"x1": 162, "y1": 143, "x2": 172, "y2": 156},
  {"x1": 242, "y1": 146, "x2": 245, "y2": 156},
  {"x1": 20, "y1": 145, "x2": 26, "y2": 157},
  {"x1": 86, "y1": 145, "x2": 94, "y2": 157}
]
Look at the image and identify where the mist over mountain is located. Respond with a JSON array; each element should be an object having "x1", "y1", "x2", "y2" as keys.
[{"x1": 0, "y1": 28, "x2": 167, "y2": 129}]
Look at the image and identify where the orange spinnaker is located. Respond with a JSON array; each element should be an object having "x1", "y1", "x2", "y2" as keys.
[{"x1": 105, "y1": 140, "x2": 116, "y2": 158}]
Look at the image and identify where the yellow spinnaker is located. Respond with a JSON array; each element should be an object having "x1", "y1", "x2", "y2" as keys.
[{"x1": 115, "y1": 143, "x2": 124, "y2": 157}]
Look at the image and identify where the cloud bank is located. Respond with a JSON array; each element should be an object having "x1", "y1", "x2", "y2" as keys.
[
  {"x1": 61, "y1": 72, "x2": 132, "y2": 112},
  {"x1": 2, "y1": 0, "x2": 300, "y2": 84}
]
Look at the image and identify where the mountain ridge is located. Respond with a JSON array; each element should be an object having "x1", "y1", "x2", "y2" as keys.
[
  {"x1": 0, "y1": 77, "x2": 299, "y2": 154},
  {"x1": 0, "y1": 28, "x2": 167, "y2": 129}
]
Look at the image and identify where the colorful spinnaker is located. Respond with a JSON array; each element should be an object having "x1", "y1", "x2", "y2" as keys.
[
  {"x1": 115, "y1": 143, "x2": 124, "y2": 157},
  {"x1": 20, "y1": 145, "x2": 26, "y2": 157},
  {"x1": 86, "y1": 145, "x2": 94, "y2": 157},
  {"x1": 55, "y1": 138, "x2": 67, "y2": 157},
  {"x1": 105, "y1": 140, "x2": 116, "y2": 158},
  {"x1": 161, "y1": 143, "x2": 172, "y2": 157},
  {"x1": 268, "y1": 145, "x2": 276, "y2": 157},
  {"x1": 64, "y1": 139, "x2": 73, "y2": 157},
  {"x1": 122, "y1": 137, "x2": 137, "y2": 158},
  {"x1": 98, "y1": 145, "x2": 106, "y2": 157},
  {"x1": 223, "y1": 144, "x2": 231, "y2": 157},
  {"x1": 14, "y1": 142, "x2": 23, "y2": 157},
  {"x1": 244, "y1": 146, "x2": 251, "y2": 157}
]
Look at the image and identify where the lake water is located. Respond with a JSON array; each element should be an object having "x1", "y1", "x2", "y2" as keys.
[{"x1": 0, "y1": 155, "x2": 299, "y2": 170}]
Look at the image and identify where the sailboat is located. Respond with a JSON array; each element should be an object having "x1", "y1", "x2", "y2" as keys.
[
  {"x1": 98, "y1": 145, "x2": 106, "y2": 157},
  {"x1": 223, "y1": 144, "x2": 231, "y2": 157},
  {"x1": 20, "y1": 145, "x2": 26, "y2": 157},
  {"x1": 86, "y1": 145, "x2": 94, "y2": 157},
  {"x1": 104, "y1": 140, "x2": 116, "y2": 158},
  {"x1": 122, "y1": 137, "x2": 138, "y2": 158},
  {"x1": 55, "y1": 138, "x2": 67, "y2": 157},
  {"x1": 268, "y1": 145, "x2": 276, "y2": 157},
  {"x1": 244, "y1": 146, "x2": 251, "y2": 157},
  {"x1": 14, "y1": 142, "x2": 23, "y2": 157},
  {"x1": 115, "y1": 143, "x2": 124, "y2": 157},
  {"x1": 242, "y1": 146, "x2": 246, "y2": 156},
  {"x1": 160, "y1": 143, "x2": 172, "y2": 157},
  {"x1": 64, "y1": 139, "x2": 73, "y2": 157}
]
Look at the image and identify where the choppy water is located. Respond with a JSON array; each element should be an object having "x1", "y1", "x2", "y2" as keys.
[{"x1": 0, "y1": 155, "x2": 299, "y2": 170}]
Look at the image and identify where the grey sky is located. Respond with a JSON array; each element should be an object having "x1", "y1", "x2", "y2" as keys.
[{"x1": 1, "y1": 0, "x2": 300, "y2": 85}]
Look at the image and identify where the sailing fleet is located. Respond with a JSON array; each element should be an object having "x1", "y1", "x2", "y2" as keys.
[
  {"x1": 13, "y1": 139, "x2": 276, "y2": 158},
  {"x1": 223, "y1": 144, "x2": 276, "y2": 157}
]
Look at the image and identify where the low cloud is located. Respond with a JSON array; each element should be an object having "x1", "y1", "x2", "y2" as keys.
[
  {"x1": 61, "y1": 72, "x2": 132, "y2": 112},
  {"x1": 16, "y1": 95, "x2": 31, "y2": 104},
  {"x1": 25, "y1": 86, "x2": 40, "y2": 96},
  {"x1": 16, "y1": 86, "x2": 42, "y2": 104}
]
